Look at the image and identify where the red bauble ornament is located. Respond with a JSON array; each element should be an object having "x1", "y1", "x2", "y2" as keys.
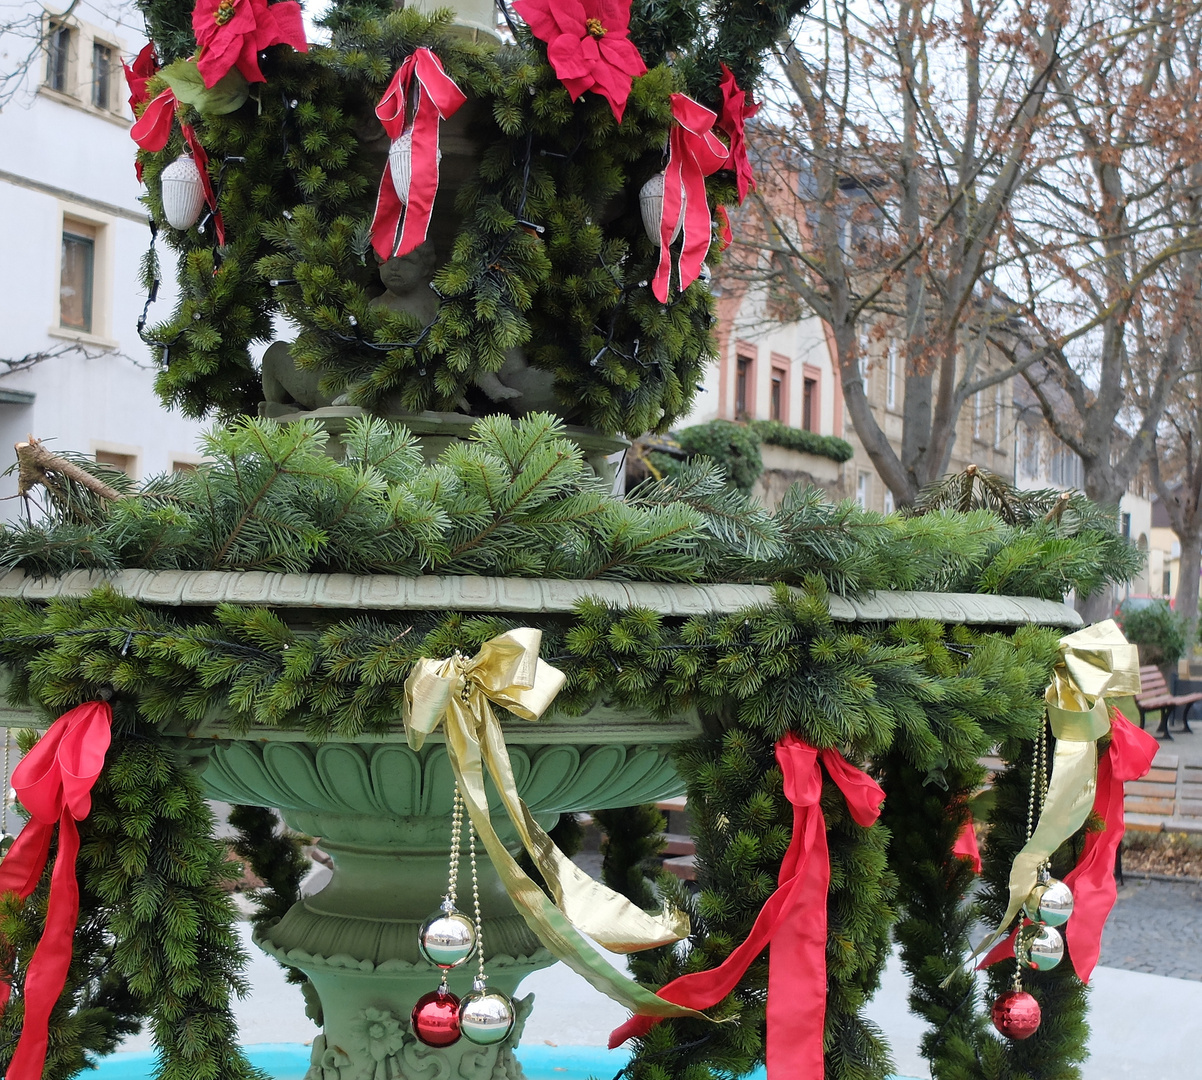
[
  {"x1": 992, "y1": 989, "x2": 1041, "y2": 1039},
  {"x1": 412, "y1": 989, "x2": 462, "y2": 1047}
]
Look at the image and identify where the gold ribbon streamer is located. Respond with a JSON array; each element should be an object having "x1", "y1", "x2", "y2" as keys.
[
  {"x1": 403, "y1": 628, "x2": 706, "y2": 1020},
  {"x1": 958, "y1": 620, "x2": 1140, "y2": 976}
]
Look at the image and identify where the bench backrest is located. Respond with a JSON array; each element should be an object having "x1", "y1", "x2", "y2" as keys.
[{"x1": 1138, "y1": 665, "x2": 1167, "y2": 698}]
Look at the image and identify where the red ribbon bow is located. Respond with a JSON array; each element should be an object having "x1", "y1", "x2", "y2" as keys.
[
  {"x1": 978, "y1": 708, "x2": 1157, "y2": 982},
  {"x1": 130, "y1": 92, "x2": 224, "y2": 245},
  {"x1": 130, "y1": 88, "x2": 177, "y2": 152},
  {"x1": 371, "y1": 48, "x2": 467, "y2": 262},
  {"x1": 652, "y1": 94, "x2": 728, "y2": 303},
  {"x1": 609, "y1": 733, "x2": 884, "y2": 1077},
  {"x1": 0, "y1": 702, "x2": 112, "y2": 1080}
]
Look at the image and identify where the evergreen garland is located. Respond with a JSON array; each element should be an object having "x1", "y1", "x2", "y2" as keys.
[
  {"x1": 0, "y1": 549, "x2": 1118, "y2": 1080},
  {"x1": 0, "y1": 415, "x2": 1143, "y2": 602}
]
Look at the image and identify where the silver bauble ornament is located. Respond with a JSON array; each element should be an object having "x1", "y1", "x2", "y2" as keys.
[
  {"x1": 1023, "y1": 878, "x2": 1074, "y2": 928},
  {"x1": 0, "y1": 833, "x2": 12, "y2": 857},
  {"x1": 160, "y1": 155, "x2": 206, "y2": 231},
  {"x1": 639, "y1": 171, "x2": 684, "y2": 247},
  {"x1": 1016, "y1": 922, "x2": 1064, "y2": 972},
  {"x1": 389, "y1": 129, "x2": 442, "y2": 206},
  {"x1": 458, "y1": 980, "x2": 515, "y2": 1045},
  {"x1": 418, "y1": 906, "x2": 476, "y2": 969}
]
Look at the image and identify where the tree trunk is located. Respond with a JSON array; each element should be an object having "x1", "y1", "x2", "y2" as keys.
[{"x1": 1176, "y1": 530, "x2": 1202, "y2": 674}]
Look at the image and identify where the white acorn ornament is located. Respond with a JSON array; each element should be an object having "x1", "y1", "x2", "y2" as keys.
[
  {"x1": 389, "y1": 129, "x2": 441, "y2": 205},
  {"x1": 160, "y1": 155, "x2": 206, "y2": 230},
  {"x1": 458, "y1": 977, "x2": 515, "y2": 1045},
  {"x1": 639, "y1": 171, "x2": 684, "y2": 247}
]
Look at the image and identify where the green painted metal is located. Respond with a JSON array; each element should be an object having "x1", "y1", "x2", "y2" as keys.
[{"x1": 184, "y1": 720, "x2": 693, "y2": 1080}]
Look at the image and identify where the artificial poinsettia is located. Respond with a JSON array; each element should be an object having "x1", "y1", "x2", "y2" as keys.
[
  {"x1": 123, "y1": 43, "x2": 158, "y2": 116},
  {"x1": 717, "y1": 62, "x2": 758, "y2": 202},
  {"x1": 513, "y1": 0, "x2": 646, "y2": 122},
  {"x1": 192, "y1": 0, "x2": 308, "y2": 88}
]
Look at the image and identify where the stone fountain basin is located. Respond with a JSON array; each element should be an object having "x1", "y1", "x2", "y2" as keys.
[{"x1": 0, "y1": 570, "x2": 1080, "y2": 1080}]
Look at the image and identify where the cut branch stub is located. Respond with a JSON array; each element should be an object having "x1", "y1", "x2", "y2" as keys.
[{"x1": 15, "y1": 436, "x2": 125, "y2": 502}]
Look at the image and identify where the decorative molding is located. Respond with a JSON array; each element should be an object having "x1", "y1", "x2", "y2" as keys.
[
  {"x1": 0, "y1": 569, "x2": 1083, "y2": 627},
  {"x1": 199, "y1": 740, "x2": 685, "y2": 818},
  {"x1": 303, "y1": 996, "x2": 532, "y2": 1080}
]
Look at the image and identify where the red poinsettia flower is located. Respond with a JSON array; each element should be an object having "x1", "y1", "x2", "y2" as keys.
[
  {"x1": 513, "y1": 0, "x2": 647, "y2": 122},
  {"x1": 717, "y1": 63, "x2": 759, "y2": 203},
  {"x1": 123, "y1": 42, "x2": 159, "y2": 115},
  {"x1": 192, "y1": 0, "x2": 308, "y2": 88}
]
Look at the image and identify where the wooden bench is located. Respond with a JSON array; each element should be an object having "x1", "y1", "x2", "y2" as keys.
[
  {"x1": 655, "y1": 797, "x2": 698, "y2": 882},
  {"x1": 1134, "y1": 665, "x2": 1202, "y2": 740}
]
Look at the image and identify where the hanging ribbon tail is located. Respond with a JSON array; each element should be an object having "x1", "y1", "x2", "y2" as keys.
[
  {"x1": 671, "y1": 95, "x2": 727, "y2": 296},
  {"x1": 371, "y1": 48, "x2": 466, "y2": 260},
  {"x1": 1063, "y1": 709, "x2": 1158, "y2": 982},
  {"x1": 131, "y1": 89, "x2": 177, "y2": 152},
  {"x1": 949, "y1": 620, "x2": 1140, "y2": 987},
  {"x1": 953, "y1": 813, "x2": 982, "y2": 873},
  {"x1": 371, "y1": 170, "x2": 406, "y2": 261},
  {"x1": 0, "y1": 701, "x2": 112, "y2": 1080},
  {"x1": 395, "y1": 49, "x2": 466, "y2": 258},
  {"x1": 7, "y1": 814, "x2": 81, "y2": 1080},
  {"x1": 610, "y1": 734, "x2": 884, "y2": 1080},
  {"x1": 181, "y1": 125, "x2": 224, "y2": 247},
  {"x1": 653, "y1": 95, "x2": 726, "y2": 303},
  {"x1": 403, "y1": 631, "x2": 704, "y2": 1024}
]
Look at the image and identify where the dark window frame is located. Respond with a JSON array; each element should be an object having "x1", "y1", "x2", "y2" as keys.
[
  {"x1": 46, "y1": 23, "x2": 71, "y2": 93},
  {"x1": 60, "y1": 230, "x2": 95, "y2": 333}
]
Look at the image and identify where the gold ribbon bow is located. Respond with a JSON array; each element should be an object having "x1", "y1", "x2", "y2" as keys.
[
  {"x1": 404, "y1": 629, "x2": 703, "y2": 1019},
  {"x1": 963, "y1": 619, "x2": 1140, "y2": 972}
]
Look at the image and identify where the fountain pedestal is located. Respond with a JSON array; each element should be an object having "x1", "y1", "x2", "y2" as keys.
[{"x1": 190, "y1": 722, "x2": 694, "y2": 1080}]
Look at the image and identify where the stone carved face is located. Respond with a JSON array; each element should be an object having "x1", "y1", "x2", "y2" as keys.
[{"x1": 379, "y1": 243, "x2": 438, "y2": 295}]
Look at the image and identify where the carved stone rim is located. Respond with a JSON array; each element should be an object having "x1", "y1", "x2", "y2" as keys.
[
  {"x1": 254, "y1": 929, "x2": 553, "y2": 975},
  {"x1": 0, "y1": 569, "x2": 1082, "y2": 627}
]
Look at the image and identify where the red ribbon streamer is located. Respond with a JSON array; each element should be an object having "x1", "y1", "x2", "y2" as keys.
[
  {"x1": 0, "y1": 702, "x2": 112, "y2": 1080},
  {"x1": 371, "y1": 48, "x2": 467, "y2": 261},
  {"x1": 978, "y1": 709, "x2": 1157, "y2": 982},
  {"x1": 181, "y1": 123, "x2": 226, "y2": 247},
  {"x1": 609, "y1": 733, "x2": 884, "y2": 1077},
  {"x1": 953, "y1": 812, "x2": 982, "y2": 873},
  {"x1": 1062, "y1": 709, "x2": 1157, "y2": 981},
  {"x1": 652, "y1": 94, "x2": 729, "y2": 303}
]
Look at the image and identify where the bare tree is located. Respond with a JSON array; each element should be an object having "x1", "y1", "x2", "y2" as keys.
[
  {"x1": 1149, "y1": 282, "x2": 1202, "y2": 658},
  {"x1": 730, "y1": 0, "x2": 1062, "y2": 505},
  {"x1": 997, "y1": 1, "x2": 1202, "y2": 513}
]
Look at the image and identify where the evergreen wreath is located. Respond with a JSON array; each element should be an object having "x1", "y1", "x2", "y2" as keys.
[{"x1": 132, "y1": 0, "x2": 819, "y2": 432}]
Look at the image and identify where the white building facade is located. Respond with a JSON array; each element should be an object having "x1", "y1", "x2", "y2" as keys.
[{"x1": 0, "y1": 1, "x2": 205, "y2": 519}]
